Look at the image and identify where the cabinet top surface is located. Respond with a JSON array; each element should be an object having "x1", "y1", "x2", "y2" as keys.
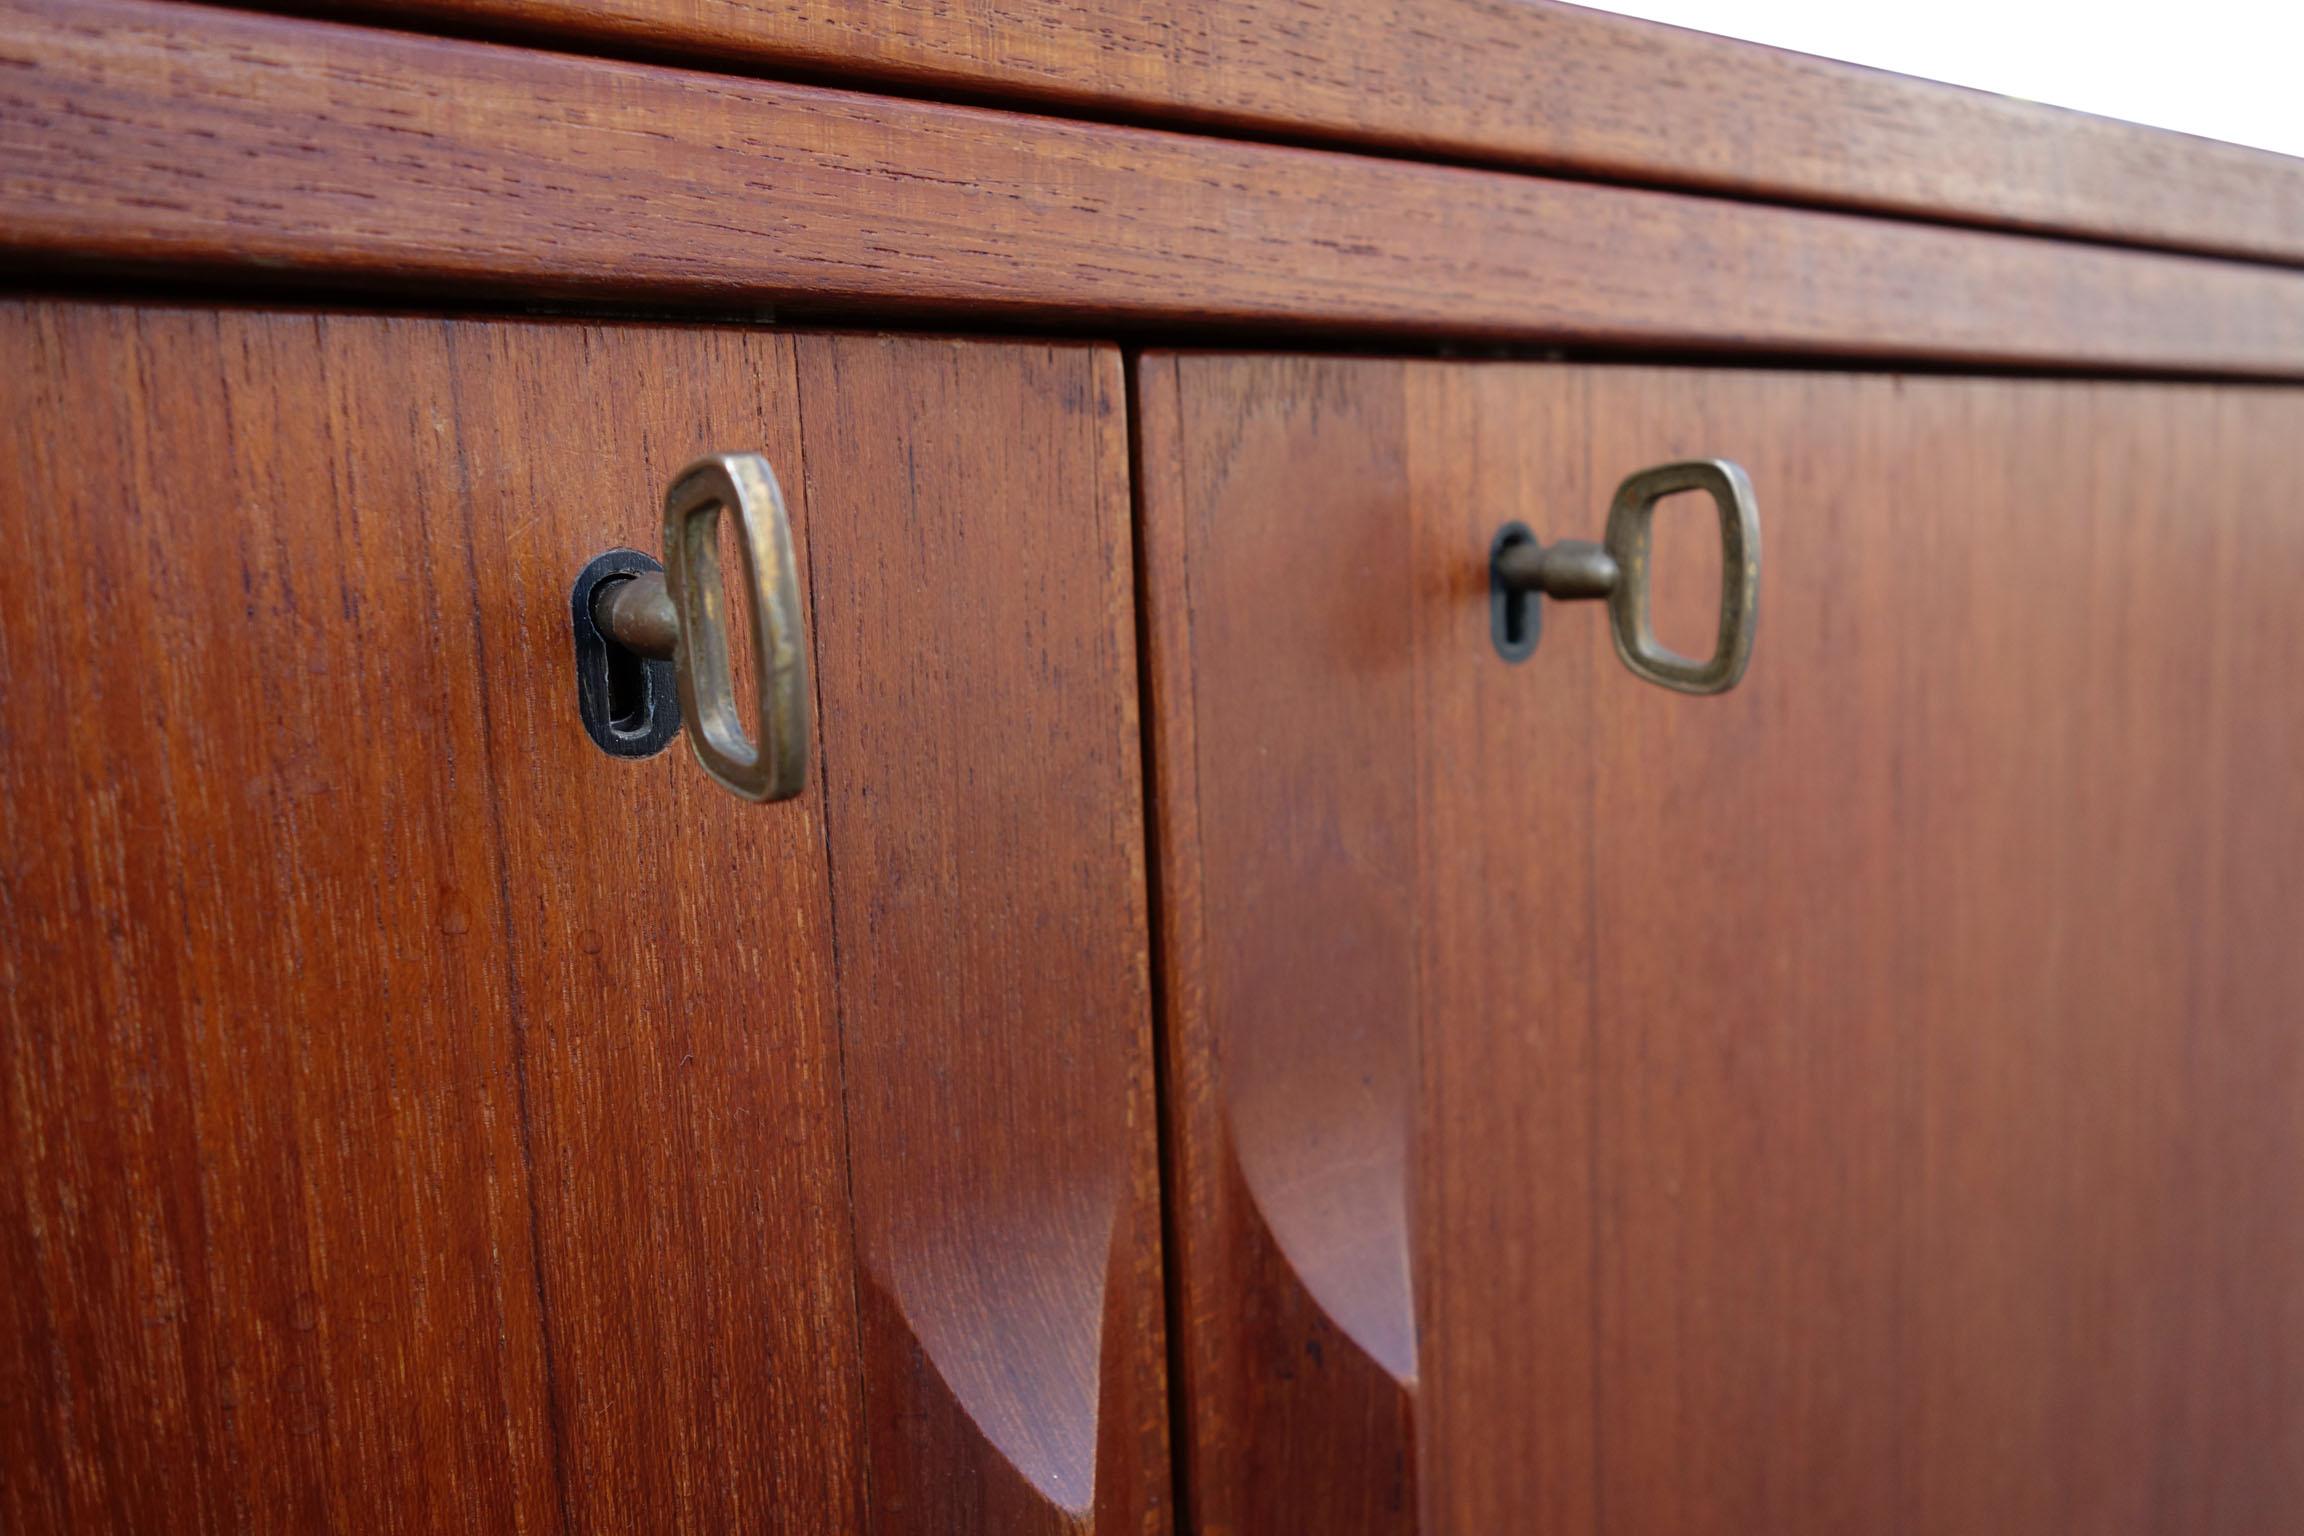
[
  {"x1": 6, "y1": 0, "x2": 2304, "y2": 377},
  {"x1": 266, "y1": 0, "x2": 2304, "y2": 268}
]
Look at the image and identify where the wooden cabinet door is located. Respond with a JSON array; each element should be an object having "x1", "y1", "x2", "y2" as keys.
[
  {"x1": 0, "y1": 303, "x2": 1168, "y2": 1535},
  {"x1": 1137, "y1": 355, "x2": 2304, "y2": 1535}
]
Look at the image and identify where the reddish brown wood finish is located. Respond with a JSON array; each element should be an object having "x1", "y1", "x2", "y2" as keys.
[
  {"x1": 0, "y1": 302, "x2": 1167, "y2": 1534},
  {"x1": 11, "y1": 0, "x2": 2304, "y2": 377},
  {"x1": 282, "y1": 0, "x2": 2304, "y2": 267},
  {"x1": 796, "y1": 336, "x2": 1171, "y2": 1536},
  {"x1": 1138, "y1": 352, "x2": 2304, "y2": 1533},
  {"x1": 1135, "y1": 358, "x2": 1423, "y2": 1536}
]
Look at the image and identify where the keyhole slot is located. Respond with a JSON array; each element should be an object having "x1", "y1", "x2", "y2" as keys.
[
  {"x1": 601, "y1": 595, "x2": 655, "y2": 737},
  {"x1": 1490, "y1": 522, "x2": 1542, "y2": 663},
  {"x1": 571, "y1": 550, "x2": 682, "y2": 760}
]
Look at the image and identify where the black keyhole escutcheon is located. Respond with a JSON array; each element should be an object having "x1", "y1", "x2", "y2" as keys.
[
  {"x1": 1490, "y1": 521, "x2": 1542, "y2": 663},
  {"x1": 571, "y1": 549, "x2": 682, "y2": 759}
]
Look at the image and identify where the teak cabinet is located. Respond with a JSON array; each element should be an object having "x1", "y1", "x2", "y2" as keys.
[
  {"x1": 0, "y1": 308, "x2": 1166, "y2": 1532},
  {"x1": 5, "y1": 3, "x2": 2304, "y2": 1534},
  {"x1": 1137, "y1": 356, "x2": 2304, "y2": 1532}
]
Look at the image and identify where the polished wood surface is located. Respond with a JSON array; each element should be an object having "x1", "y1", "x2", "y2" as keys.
[
  {"x1": 1135, "y1": 358, "x2": 1423, "y2": 1536},
  {"x1": 288, "y1": 0, "x2": 2304, "y2": 267},
  {"x1": 1138, "y1": 352, "x2": 2304, "y2": 1532},
  {"x1": 12, "y1": 2, "x2": 2304, "y2": 377},
  {"x1": 0, "y1": 303, "x2": 1167, "y2": 1533},
  {"x1": 796, "y1": 336, "x2": 1170, "y2": 1535}
]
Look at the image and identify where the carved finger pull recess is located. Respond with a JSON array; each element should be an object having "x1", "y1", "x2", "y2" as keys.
[
  {"x1": 1491, "y1": 457, "x2": 1762, "y2": 694},
  {"x1": 573, "y1": 452, "x2": 811, "y2": 802}
]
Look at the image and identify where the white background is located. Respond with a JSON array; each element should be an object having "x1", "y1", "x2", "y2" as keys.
[{"x1": 1596, "y1": 1, "x2": 2304, "y2": 157}]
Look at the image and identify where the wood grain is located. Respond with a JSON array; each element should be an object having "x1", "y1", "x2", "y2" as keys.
[
  {"x1": 796, "y1": 335, "x2": 1171, "y2": 1535},
  {"x1": 276, "y1": 0, "x2": 2304, "y2": 268},
  {"x1": 0, "y1": 302, "x2": 1168, "y2": 1533},
  {"x1": 10, "y1": 1, "x2": 2304, "y2": 378},
  {"x1": 0, "y1": 304, "x2": 587, "y2": 1534},
  {"x1": 422, "y1": 318, "x2": 869, "y2": 1536},
  {"x1": 1137, "y1": 352, "x2": 2304, "y2": 1532},
  {"x1": 1134, "y1": 357, "x2": 1422, "y2": 1536}
]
